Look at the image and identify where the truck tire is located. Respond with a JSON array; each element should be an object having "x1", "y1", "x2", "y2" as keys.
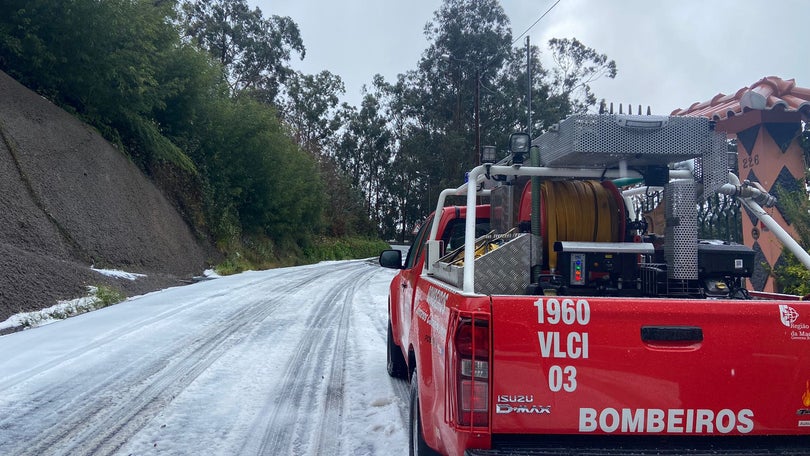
[
  {"x1": 387, "y1": 321, "x2": 409, "y2": 379},
  {"x1": 410, "y1": 369, "x2": 440, "y2": 456}
]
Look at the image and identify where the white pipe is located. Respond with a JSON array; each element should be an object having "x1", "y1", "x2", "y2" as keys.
[
  {"x1": 719, "y1": 173, "x2": 777, "y2": 208},
  {"x1": 622, "y1": 186, "x2": 664, "y2": 198},
  {"x1": 428, "y1": 188, "x2": 458, "y2": 242},
  {"x1": 737, "y1": 197, "x2": 810, "y2": 271},
  {"x1": 717, "y1": 183, "x2": 776, "y2": 207},
  {"x1": 463, "y1": 166, "x2": 487, "y2": 293},
  {"x1": 669, "y1": 169, "x2": 693, "y2": 180},
  {"x1": 428, "y1": 186, "x2": 490, "y2": 242},
  {"x1": 722, "y1": 172, "x2": 810, "y2": 270},
  {"x1": 673, "y1": 159, "x2": 695, "y2": 173}
]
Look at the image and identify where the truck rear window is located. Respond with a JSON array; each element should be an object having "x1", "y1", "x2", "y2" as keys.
[{"x1": 442, "y1": 218, "x2": 490, "y2": 252}]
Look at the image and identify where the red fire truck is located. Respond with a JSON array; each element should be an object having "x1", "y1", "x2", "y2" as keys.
[{"x1": 380, "y1": 114, "x2": 810, "y2": 455}]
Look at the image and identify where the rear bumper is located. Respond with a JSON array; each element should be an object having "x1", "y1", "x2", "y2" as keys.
[{"x1": 465, "y1": 435, "x2": 810, "y2": 455}]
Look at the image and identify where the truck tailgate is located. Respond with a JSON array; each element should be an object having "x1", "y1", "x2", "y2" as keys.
[{"x1": 490, "y1": 296, "x2": 810, "y2": 436}]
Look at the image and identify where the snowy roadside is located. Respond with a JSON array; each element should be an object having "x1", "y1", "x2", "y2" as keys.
[
  {"x1": 0, "y1": 260, "x2": 409, "y2": 455},
  {"x1": 0, "y1": 268, "x2": 221, "y2": 335}
]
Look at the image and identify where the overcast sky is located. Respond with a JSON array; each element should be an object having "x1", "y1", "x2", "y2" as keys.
[{"x1": 257, "y1": 0, "x2": 809, "y2": 116}]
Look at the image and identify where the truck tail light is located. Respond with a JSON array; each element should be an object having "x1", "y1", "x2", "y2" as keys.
[{"x1": 455, "y1": 318, "x2": 489, "y2": 427}]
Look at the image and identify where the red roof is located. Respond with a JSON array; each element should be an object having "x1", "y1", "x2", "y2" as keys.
[{"x1": 671, "y1": 76, "x2": 810, "y2": 121}]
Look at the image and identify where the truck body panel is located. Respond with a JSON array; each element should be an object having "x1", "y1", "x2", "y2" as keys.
[
  {"x1": 412, "y1": 276, "x2": 493, "y2": 455},
  {"x1": 489, "y1": 295, "x2": 810, "y2": 436}
]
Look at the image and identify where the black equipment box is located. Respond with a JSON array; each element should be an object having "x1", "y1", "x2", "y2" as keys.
[
  {"x1": 697, "y1": 242, "x2": 755, "y2": 278},
  {"x1": 554, "y1": 242, "x2": 655, "y2": 290}
]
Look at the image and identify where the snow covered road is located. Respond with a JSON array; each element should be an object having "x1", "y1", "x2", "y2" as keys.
[{"x1": 0, "y1": 259, "x2": 409, "y2": 455}]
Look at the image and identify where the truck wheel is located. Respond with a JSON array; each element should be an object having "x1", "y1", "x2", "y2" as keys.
[
  {"x1": 387, "y1": 321, "x2": 409, "y2": 379},
  {"x1": 409, "y1": 369, "x2": 440, "y2": 456}
]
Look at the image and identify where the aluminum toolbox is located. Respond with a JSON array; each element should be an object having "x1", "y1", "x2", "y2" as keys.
[
  {"x1": 431, "y1": 233, "x2": 532, "y2": 295},
  {"x1": 536, "y1": 114, "x2": 713, "y2": 168}
]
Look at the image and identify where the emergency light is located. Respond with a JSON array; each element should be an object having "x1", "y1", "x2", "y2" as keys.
[
  {"x1": 481, "y1": 145, "x2": 497, "y2": 164},
  {"x1": 509, "y1": 132, "x2": 530, "y2": 165}
]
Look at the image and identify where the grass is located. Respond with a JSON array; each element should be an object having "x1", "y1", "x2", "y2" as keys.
[
  {"x1": 214, "y1": 235, "x2": 390, "y2": 275},
  {"x1": 12, "y1": 285, "x2": 125, "y2": 329},
  {"x1": 303, "y1": 236, "x2": 390, "y2": 262}
]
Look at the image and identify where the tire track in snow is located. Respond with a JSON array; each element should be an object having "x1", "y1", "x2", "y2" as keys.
[
  {"x1": 0, "y1": 266, "x2": 314, "y2": 393},
  {"x1": 244, "y1": 262, "x2": 377, "y2": 456},
  {"x1": 312, "y1": 266, "x2": 374, "y2": 456},
  {"x1": 391, "y1": 377, "x2": 411, "y2": 426},
  {"x1": 1, "y1": 266, "x2": 332, "y2": 456}
]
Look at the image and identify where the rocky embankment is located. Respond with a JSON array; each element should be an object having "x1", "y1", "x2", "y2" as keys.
[{"x1": 0, "y1": 71, "x2": 210, "y2": 323}]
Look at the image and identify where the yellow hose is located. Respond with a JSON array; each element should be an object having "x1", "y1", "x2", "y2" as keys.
[{"x1": 544, "y1": 180, "x2": 622, "y2": 271}]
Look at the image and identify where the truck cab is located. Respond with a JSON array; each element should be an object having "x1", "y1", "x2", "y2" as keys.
[{"x1": 381, "y1": 205, "x2": 490, "y2": 379}]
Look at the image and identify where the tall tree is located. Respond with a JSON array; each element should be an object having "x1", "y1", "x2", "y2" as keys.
[
  {"x1": 368, "y1": 0, "x2": 618, "y2": 238},
  {"x1": 366, "y1": 0, "x2": 515, "y2": 221},
  {"x1": 281, "y1": 70, "x2": 346, "y2": 156},
  {"x1": 281, "y1": 70, "x2": 383, "y2": 237},
  {"x1": 336, "y1": 92, "x2": 394, "y2": 227},
  {"x1": 548, "y1": 37, "x2": 617, "y2": 113},
  {"x1": 419, "y1": 0, "x2": 512, "y2": 170},
  {"x1": 380, "y1": 135, "x2": 429, "y2": 242},
  {"x1": 181, "y1": 0, "x2": 304, "y2": 103}
]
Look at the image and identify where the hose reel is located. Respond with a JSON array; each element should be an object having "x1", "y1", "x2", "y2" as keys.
[{"x1": 521, "y1": 180, "x2": 626, "y2": 272}]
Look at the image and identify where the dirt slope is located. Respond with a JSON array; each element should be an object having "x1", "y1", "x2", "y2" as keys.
[{"x1": 0, "y1": 71, "x2": 210, "y2": 321}]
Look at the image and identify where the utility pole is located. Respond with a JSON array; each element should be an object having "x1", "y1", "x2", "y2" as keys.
[{"x1": 526, "y1": 36, "x2": 532, "y2": 139}]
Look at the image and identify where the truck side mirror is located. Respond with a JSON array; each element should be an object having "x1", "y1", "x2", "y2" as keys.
[{"x1": 379, "y1": 250, "x2": 403, "y2": 269}]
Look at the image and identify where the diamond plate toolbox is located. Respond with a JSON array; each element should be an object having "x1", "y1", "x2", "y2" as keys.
[
  {"x1": 537, "y1": 114, "x2": 713, "y2": 168},
  {"x1": 432, "y1": 233, "x2": 531, "y2": 295}
]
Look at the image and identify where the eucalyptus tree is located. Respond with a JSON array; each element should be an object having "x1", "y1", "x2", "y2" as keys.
[
  {"x1": 181, "y1": 0, "x2": 304, "y2": 104},
  {"x1": 547, "y1": 37, "x2": 617, "y2": 113},
  {"x1": 414, "y1": 0, "x2": 513, "y2": 173},
  {"x1": 281, "y1": 70, "x2": 346, "y2": 157},
  {"x1": 373, "y1": 0, "x2": 618, "y2": 239},
  {"x1": 336, "y1": 92, "x2": 394, "y2": 226},
  {"x1": 379, "y1": 136, "x2": 429, "y2": 243}
]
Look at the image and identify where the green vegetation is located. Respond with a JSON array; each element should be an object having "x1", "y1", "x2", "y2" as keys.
[
  {"x1": 215, "y1": 235, "x2": 390, "y2": 275},
  {"x1": 772, "y1": 124, "x2": 810, "y2": 295},
  {"x1": 773, "y1": 253, "x2": 810, "y2": 297},
  {"x1": 0, "y1": 0, "x2": 620, "y2": 269},
  {"x1": 94, "y1": 285, "x2": 127, "y2": 308},
  {"x1": 304, "y1": 237, "x2": 391, "y2": 262},
  {"x1": 15, "y1": 285, "x2": 126, "y2": 328}
]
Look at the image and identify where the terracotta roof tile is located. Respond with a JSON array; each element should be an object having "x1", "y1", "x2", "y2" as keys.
[
  {"x1": 781, "y1": 94, "x2": 810, "y2": 111},
  {"x1": 671, "y1": 76, "x2": 810, "y2": 121}
]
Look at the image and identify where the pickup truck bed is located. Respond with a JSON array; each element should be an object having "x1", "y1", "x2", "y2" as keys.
[{"x1": 381, "y1": 205, "x2": 810, "y2": 456}]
